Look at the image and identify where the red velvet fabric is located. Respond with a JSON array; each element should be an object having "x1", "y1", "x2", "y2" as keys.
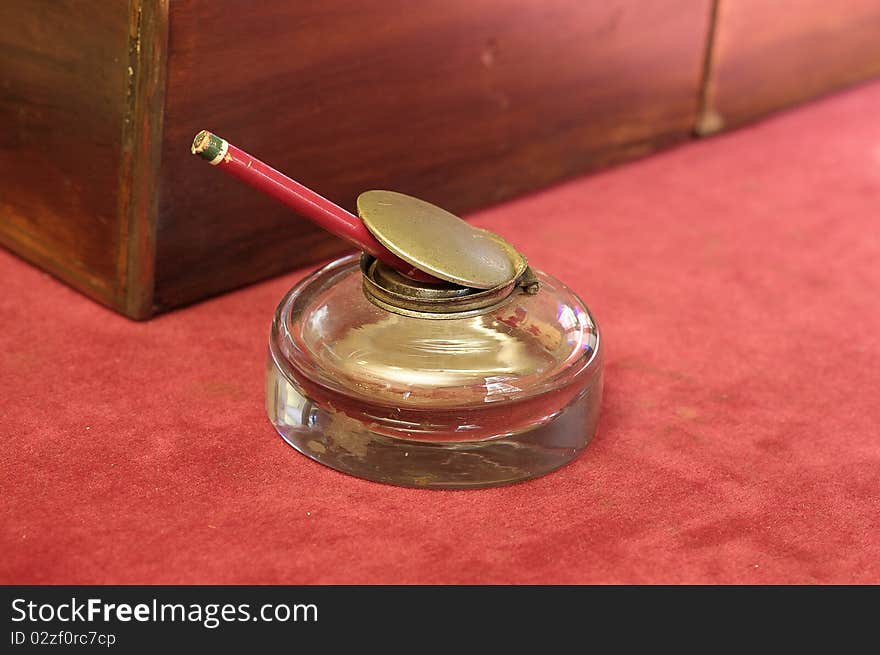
[{"x1": 3, "y1": 82, "x2": 879, "y2": 584}]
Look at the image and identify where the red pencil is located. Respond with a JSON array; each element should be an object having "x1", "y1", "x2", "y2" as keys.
[{"x1": 191, "y1": 130, "x2": 437, "y2": 282}]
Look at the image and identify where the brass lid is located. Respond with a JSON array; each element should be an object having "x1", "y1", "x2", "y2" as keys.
[
  {"x1": 360, "y1": 255, "x2": 522, "y2": 319},
  {"x1": 357, "y1": 190, "x2": 527, "y2": 289}
]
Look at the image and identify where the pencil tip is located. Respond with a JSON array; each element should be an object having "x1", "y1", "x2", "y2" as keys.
[
  {"x1": 191, "y1": 130, "x2": 228, "y2": 164},
  {"x1": 191, "y1": 130, "x2": 210, "y2": 154}
]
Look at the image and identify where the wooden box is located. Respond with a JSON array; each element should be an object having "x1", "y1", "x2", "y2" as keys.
[
  {"x1": 0, "y1": 0, "x2": 712, "y2": 318},
  {"x1": 698, "y1": 0, "x2": 880, "y2": 134}
]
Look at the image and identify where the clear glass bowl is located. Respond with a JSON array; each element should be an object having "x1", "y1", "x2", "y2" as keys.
[{"x1": 266, "y1": 254, "x2": 603, "y2": 488}]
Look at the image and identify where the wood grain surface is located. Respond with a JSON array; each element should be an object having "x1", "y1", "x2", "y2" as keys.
[
  {"x1": 0, "y1": 0, "x2": 131, "y2": 308},
  {"x1": 13, "y1": 1, "x2": 876, "y2": 318},
  {"x1": 154, "y1": 0, "x2": 712, "y2": 311},
  {"x1": 117, "y1": 1, "x2": 168, "y2": 318},
  {"x1": 699, "y1": 0, "x2": 880, "y2": 134}
]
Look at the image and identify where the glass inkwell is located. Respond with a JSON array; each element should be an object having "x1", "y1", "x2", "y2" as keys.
[{"x1": 193, "y1": 131, "x2": 603, "y2": 488}]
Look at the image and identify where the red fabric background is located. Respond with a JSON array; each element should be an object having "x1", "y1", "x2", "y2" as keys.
[{"x1": 2, "y1": 82, "x2": 879, "y2": 584}]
